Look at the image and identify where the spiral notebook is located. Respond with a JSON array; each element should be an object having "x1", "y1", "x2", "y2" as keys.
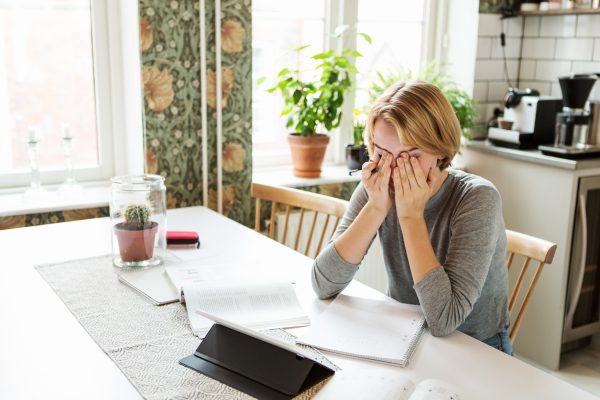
[{"x1": 296, "y1": 294, "x2": 426, "y2": 367}]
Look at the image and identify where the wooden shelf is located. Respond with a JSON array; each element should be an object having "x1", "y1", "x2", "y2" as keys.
[{"x1": 519, "y1": 8, "x2": 600, "y2": 16}]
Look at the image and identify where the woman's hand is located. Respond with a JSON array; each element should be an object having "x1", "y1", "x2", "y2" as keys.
[
  {"x1": 392, "y1": 153, "x2": 434, "y2": 220},
  {"x1": 362, "y1": 151, "x2": 393, "y2": 215}
]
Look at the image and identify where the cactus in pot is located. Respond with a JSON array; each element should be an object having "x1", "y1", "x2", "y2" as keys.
[
  {"x1": 113, "y1": 203, "x2": 158, "y2": 263},
  {"x1": 123, "y1": 204, "x2": 151, "y2": 229}
]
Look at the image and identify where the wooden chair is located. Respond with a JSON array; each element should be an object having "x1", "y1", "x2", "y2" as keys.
[
  {"x1": 251, "y1": 183, "x2": 348, "y2": 258},
  {"x1": 506, "y1": 229, "x2": 557, "y2": 342}
]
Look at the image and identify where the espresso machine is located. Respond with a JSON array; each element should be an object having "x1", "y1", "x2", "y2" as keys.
[
  {"x1": 539, "y1": 74, "x2": 600, "y2": 158},
  {"x1": 488, "y1": 88, "x2": 562, "y2": 149}
]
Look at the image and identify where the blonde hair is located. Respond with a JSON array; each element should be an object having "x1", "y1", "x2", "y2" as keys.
[{"x1": 366, "y1": 80, "x2": 461, "y2": 170}]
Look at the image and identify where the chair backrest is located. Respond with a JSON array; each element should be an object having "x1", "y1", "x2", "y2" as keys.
[
  {"x1": 251, "y1": 183, "x2": 348, "y2": 258},
  {"x1": 506, "y1": 229, "x2": 557, "y2": 342}
]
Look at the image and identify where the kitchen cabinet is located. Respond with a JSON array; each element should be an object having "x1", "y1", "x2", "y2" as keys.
[{"x1": 462, "y1": 140, "x2": 600, "y2": 370}]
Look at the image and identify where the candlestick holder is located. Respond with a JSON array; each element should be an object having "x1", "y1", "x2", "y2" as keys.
[
  {"x1": 22, "y1": 129, "x2": 50, "y2": 202},
  {"x1": 58, "y1": 125, "x2": 83, "y2": 198}
]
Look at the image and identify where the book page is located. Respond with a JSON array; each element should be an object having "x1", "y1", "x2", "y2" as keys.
[
  {"x1": 183, "y1": 280, "x2": 309, "y2": 336},
  {"x1": 313, "y1": 369, "x2": 415, "y2": 400},
  {"x1": 165, "y1": 261, "x2": 291, "y2": 300},
  {"x1": 296, "y1": 294, "x2": 425, "y2": 366}
]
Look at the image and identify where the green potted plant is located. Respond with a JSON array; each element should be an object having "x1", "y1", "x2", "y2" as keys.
[
  {"x1": 266, "y1": 30, "x2": 371, "y2": 178},
  {"x1": 113, "y1": 203, "x2": 158, "y2": 263},
  {"x1": 366, "y1": 63, "x2": 478, "y2": 139},
  {"x1": 346, "y1": 107, "x2": 369, "y2": 170}
]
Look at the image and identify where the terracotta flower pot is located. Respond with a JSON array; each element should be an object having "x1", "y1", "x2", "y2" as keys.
[
  {"x1": 345, "y1": 145, "x2": 369, "y2": 170},
  {"x1": 287, "y1": 133, "x2": 330, "y2": 178},
  {"x1": 113, "y1": 221, "x2": 159, "y2": 262}
]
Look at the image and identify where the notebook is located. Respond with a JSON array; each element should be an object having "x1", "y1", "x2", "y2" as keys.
[
  {"x1": 117, "y1": 266, "x2": 179, "y2": 305},
  {"x1": 296, "y1": 294, "x2": 426, "y2": 367}
]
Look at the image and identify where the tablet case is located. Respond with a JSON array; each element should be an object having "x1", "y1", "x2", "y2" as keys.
[{"x1": 179, "y1": 323, "x2": 335, "y2": 400}]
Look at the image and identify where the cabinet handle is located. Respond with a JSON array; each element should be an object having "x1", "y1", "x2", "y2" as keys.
[{"x1": 565, "y1": 193, "x2": 588, "y2": 331}]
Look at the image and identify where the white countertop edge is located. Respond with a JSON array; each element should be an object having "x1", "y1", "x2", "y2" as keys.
[{"x1": 464, "y1": 140, "x2": 600, "y2": 171}]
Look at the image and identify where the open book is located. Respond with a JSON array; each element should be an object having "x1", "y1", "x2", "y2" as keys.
[
  {"x1": 296, "y1": 294, "x2": 426, "y2": 367},
  {"x1": 313, "y1": 369, "x2": 461, "y2": 400},
  {"x1": 165, "y1": 263, "x2": 309, "y2": 337}
]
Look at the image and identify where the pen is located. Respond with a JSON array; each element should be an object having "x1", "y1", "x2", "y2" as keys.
[{"x1": 348, "y1": 166, "x2": 378, "y2": 176}]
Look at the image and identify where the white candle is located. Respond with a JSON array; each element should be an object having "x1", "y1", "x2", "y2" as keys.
[
  {"x1": 62, "y1": 124, "x2": 72, "y2": 140},
  {"x1": 27, "y1": 127, "x2": 37, "y2": 142}
]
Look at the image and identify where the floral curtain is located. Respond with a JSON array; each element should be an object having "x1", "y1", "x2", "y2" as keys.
[{"x1": 139, "y1": 0, "x2": 253, "y2": 227}]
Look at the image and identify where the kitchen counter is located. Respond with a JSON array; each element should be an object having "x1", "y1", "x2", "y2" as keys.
[
  {"x1": 465, "y1": 140, "x2": 600, "y2": 171},
  {"x1": 463, "y1": 141, "x2": 600, "y2": 370}
]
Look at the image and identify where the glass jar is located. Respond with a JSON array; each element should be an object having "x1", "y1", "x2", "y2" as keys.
[{"x1": 110, "y1": 174, "x2": 167, "y2": 268}]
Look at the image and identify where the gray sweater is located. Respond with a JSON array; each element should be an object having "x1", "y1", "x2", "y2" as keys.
[{"x1": 311, "y1": 169, "x2": 509, "y2": 341}]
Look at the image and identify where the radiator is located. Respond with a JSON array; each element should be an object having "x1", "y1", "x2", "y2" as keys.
[{"x1": 273, "y1": 211, "x2": 388, "y2": 294}]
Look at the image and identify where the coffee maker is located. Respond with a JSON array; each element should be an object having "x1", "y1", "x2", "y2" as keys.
[
  {"x1": 539, "y1": 74, "x2": 600, "y2": 158},
  {"x1": 487, "y1": 88, "x2": 562, "y2": 149}
]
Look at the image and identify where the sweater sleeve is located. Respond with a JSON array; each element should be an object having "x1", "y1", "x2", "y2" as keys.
[
  {"x1": 413, "y1": 184, "x2": 504, "y2": 337},
  {"x1": 311, "y1": 183, "x2": 371, "y2": 299}
]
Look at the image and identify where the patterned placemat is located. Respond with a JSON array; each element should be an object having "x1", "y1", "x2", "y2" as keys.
[{"x1": 35, "y1": 255, "x2": 338, "y2": 400}]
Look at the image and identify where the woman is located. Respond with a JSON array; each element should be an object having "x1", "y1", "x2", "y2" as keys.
[{"x1": 311, "y1": 81, "x2": 512, "y2": 355}]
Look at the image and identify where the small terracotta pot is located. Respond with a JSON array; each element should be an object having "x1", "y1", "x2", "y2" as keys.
[
  {"x1": 287, "y1": 133, "x2": 330, "y2": 178},
  {"x1": 114, "y1": 221, "x2": 158, "y2": 262},
  {"x1": 345, "y1": 145, "x2": 369, "y2": 170}
]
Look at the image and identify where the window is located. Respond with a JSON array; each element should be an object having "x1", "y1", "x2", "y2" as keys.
[
  {"x1": 0, "y1": 0, "x2": 142, "y2": 189},
  {"x1": 252, "y1": 0, "x2": 326, "y2": 167},
  {"x1": 252, "y1": 0, "x2": 432, "y2": 169},
  {"x1": 354, "y1": 0, "x2": 427, "y2": 111}
]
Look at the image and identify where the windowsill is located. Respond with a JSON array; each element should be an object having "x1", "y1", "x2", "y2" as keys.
[
  {"x1": 252, "y1": 163, "x2": 361, "y2": 188},
  {"x1": 0, "y1": 181, "x2": 110, "y2": 218}
]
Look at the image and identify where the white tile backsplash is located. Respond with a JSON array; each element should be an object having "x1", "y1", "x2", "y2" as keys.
[
  {"x1": 576, "y1": 15, "x2": 600, "y2": 38},
  {"x1": 478, "y1": 102, "x2": 502, "y2": 123},
  {"x1": 590, "y1": 84, "x2": 600, "y2": 101},
  {"x1": 535, "y1": 60, "x2": 572, "y2": 81},
  {"x1": 473, "y1": 82, "x2": 488, "y2": 102},
  {"x1": 555, "y1": 38, "x2": 594, "y2": 61},
  {"x1": 550, "y1": 82, "x2": 562, "y2": 97},
  {"x1": 491, "y1": 37, "x2": 521, "y2": 59},
  {"x1": 475, "y1": 59, "x2": 519, "y2": 80},
  {"x1": 520, "y1": 60, "x2": 536, "y2": 80},
  {"x1": 540, "y1": 15, "x2": 577, "y2": 37},
  {"x1": 571, "y1": 61, "x2": 600, "y2": 74},
  {"x1": 478, "y1": 14, "x2": 502, "y2": 37},
  {"x1": 522, "y1": 38, "x2": 556, "y2": 59},
  {"x1": 506, "y1": 16, "x2": 523, "y2": 38},
  {"x1": 488, "y1": 81, "x2": 510, "y2": 102},
  {"x1": 477, "y1": 37, "x2": 492, "y2": 59},
  {"x1": 594, "y1": 39, "x2": 600, "y2": 61},
  {"x1": 519, "y1": 80, "x2": 551, "y2": 96},
  {"x1": 524, "y1": 16, "x2": 540, "y2": 37}
]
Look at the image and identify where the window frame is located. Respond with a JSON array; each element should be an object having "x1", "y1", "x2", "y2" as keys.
[
  {"x1": 252, "y1": 0, "x2": 445, "y2": 169},
  {"x1": 0, "y1": 0, "x2": 144, "y2": 189}
]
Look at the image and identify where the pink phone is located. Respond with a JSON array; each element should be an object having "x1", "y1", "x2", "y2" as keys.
[{"x1": 166, "y1": 231, "x2": 200, "y2": 248}]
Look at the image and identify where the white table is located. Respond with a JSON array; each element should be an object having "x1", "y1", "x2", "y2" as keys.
[{"x1": 0, "y1": 206, "x2": 595, "y2": 400}]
